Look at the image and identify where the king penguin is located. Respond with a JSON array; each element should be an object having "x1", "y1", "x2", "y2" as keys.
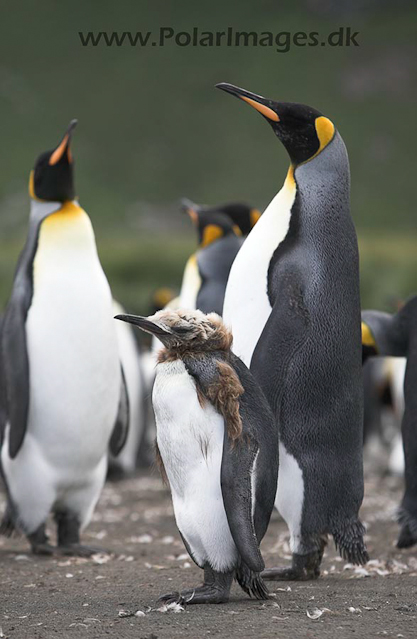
[
  {"x1": 217, "y1": 83, "x2": 368, "y2": 579},
  {"x1": 115, "y1": 309, "x2": 278, "y2": 604},
  {"x1": 179, "y1": 206, "x2": 243, "y2": 316},
  {"x1": 362, "y1": 296, "x2": 417, "y2": 547},
  {"x1": 0, "y1": 121, "x2": 128, "y2": 555},
  {"x1": 181, "y1": 198, "x2": 261, "y2": 237}
]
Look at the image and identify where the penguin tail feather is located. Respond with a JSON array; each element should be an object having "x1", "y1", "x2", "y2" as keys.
[
  {"x1": 0, "y1": 505, "x2": 17, "y2": 537},
  {"x1": 236, "y1": 563, "x2": 270, "y2": 600},
  {"x1": 332, "y1": 518, "x2": 369, "y2": 565}
]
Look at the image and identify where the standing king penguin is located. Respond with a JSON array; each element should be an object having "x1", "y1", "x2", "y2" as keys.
[
  {"x1": 362, "y1": 297, "x2": 417, "y2": 548},
  {"x1": 179, "y1": 205, "x2": 243, "y2": 316},
  {"x1": 0, "y1": 121, "x2": 128, "y2": 555},
  {"x1": 218, "y1": 83, "x2": 368, "y2": 579},
  {"x1": 116, "y1": 309, "x2": 278, "y2": 604}
]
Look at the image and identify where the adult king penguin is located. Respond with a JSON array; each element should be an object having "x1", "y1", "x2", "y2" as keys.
[
  {"x1": 0, "y1": 121, "x2": 128, "y2": 555},
  {"x1": 115, "y1": 309, "x2": 278, "y2": 604},
  {"x1": 179, "y1": 205, "x2": 243, "y2": 316},
  {"x1": 362, "y1": 297, "x2": 417, "y2": 547},
  {"x1": 218, "y1": 83, "x2": 368, "y2": 579}
]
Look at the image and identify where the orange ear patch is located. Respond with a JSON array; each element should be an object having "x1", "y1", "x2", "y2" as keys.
[
  {"x1": 315, "y1": 116, "x2": 335, "y2": 154},
  {"x1": 361, "y1": 322, "x2": 377, "y2": 349},
  {"x1": 49, "y1": 134, "x2": 69, "y2": 165},
  {"x1": 201, "y1": 225, "x2": 223, "y2": 247},
  {"x1": 241, "y1": 96, "x2": 279, "y2": 122},
  {"x1": 250, "y1": 208, "x2": 261, "y2": 227}
]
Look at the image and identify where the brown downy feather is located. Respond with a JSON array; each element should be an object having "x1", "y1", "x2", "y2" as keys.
[
  {"x1": 204, "y1": 360, "x2": 244, "y2": 443},
  {"x1": 156, "y1": 318, "x2": 243, "y2": 442}
]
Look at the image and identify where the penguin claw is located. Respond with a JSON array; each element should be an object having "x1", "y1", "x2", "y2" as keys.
[{"x1": 157, "y1": 591, "x2": 184, "y2": 606}]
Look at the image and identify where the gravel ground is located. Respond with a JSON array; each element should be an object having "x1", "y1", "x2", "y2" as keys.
[{"x1": 1, "y1": 469, "x2": 417, "y2": 639}]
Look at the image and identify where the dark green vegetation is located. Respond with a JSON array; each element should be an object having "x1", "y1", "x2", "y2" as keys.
[{"x1": 0, "y1": 1, "x2": 415, "y2": 315}]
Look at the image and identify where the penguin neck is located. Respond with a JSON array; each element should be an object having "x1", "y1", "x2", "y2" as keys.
[{"x1": 34, "y1": 199, "x2": 98, "y2": 260}]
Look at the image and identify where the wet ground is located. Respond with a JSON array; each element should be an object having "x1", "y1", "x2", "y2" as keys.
[{"x1": 1, "y1": 470, "x2": 417, "y2": 639}]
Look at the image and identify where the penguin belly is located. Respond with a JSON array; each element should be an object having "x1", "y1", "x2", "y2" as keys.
[
  {"x1": 1, "y1": 209, "x2": 121, "y2": 531},
  {"x1": 223, "y1": 174, "x2": 295, "y2": 366},
  {"x1": 153, "y1": 360, "x2": 238, "y2": 571}
]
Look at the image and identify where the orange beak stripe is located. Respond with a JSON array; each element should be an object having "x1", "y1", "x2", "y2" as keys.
[
  {"x1": 49, "y1": 134, "x2": 70, "y2": 166},
  {"x1": 241, "y1": 96, "x2": 279, "y2": 122}
]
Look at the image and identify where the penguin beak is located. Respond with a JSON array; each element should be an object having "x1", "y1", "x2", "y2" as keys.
[
  {"x1": 215, "y1": 83, "x2": 279, "y2": 123},
  {"x1": 115, "y1": 314, "x2": 173, "y2": 337},
  {"x1": 180, "y1": 198, "x2": 200, "y2": 224},
  {"x1": 49, "y1": 119, "x2": 78, "y2": 166}
]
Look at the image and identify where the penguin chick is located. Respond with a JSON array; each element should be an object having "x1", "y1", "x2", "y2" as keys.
[
  {"x1": 116, "y1": 309, "x2": 278, "y2": 605},
  {"x1": 0, "y1": 121, "x2": 128, "y2": 556},
  {"x1": 362, "y1": 296, "x2": 417, "y2": 548},
  {"x1": 181, "y1": 198, "x2": 261, "y2": 237},
  {"x1": 179, "y1": 208, "x2": 243, "y2": 316}
]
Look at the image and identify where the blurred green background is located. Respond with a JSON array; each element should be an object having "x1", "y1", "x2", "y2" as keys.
[{"x1": 0, "y1": 0, "x2": 416, "y2": 315}]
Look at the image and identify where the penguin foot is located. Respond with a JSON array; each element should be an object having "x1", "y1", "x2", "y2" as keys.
[
  {"x1": 158, "y1": 565, "x2": 233, "y2": 605},
  {"x1": 397, "y1": 508, "x2": 417, "y2": 549},
  {"x1": 31, "y1": 542, "x2": 56, "y2": 556},
  {"x1": 57, "y1": 543, "x2": 106, "y2": 557},
  {"x1": 157, "y1": 585, "x2": 230, "y2": 606},
  {"x1": 262, "y1": 550, "x2": 323, "y2": 581},
  {"x1": 28, "y1": 524, "x2": 55, "y2": 556}
]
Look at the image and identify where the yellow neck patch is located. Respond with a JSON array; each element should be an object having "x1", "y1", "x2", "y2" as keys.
[
  {"x1": 201, "y1": 225, "x2": 223, "y2": 247},
  {"x1": 42, "y1": 200, "x2": 84, "y2": 227},
  {"x1": 285, "y1": 164, "x2": 296, "y2": 188},
  {"x1": 361, "y1": 322, "x2": 377, "y2": 350}
]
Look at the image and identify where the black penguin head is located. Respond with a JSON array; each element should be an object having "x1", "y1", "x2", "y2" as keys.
[
  {"x1": 115, "y1": 309, "x2": 232, "y2": 352},
  {"x1": 181, "y1": 199, "x2": 242, "y2": 247},
  {"x1": 29, "y1": 119, "x2": 77, "y2": 202},
  {"x1": 182, "y1": 198, "x2": 260, "y2": 237},
  {"x1": 216, "y1": 83, "x2": 335, "y2": 166}
]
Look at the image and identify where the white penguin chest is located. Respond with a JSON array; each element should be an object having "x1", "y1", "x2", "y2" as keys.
[
  {"x1": 153, "y1": 360, "x2": 225, "y2": 495},
  {"x1": 25, "y1": 209, "x2": 120, "y2": 461},
  {"x1": 153, "y1": 359, "x2": 238, "y2": 571},
  {"x1": 223, "y1": 172, "x2": 296, "y2": 366}
]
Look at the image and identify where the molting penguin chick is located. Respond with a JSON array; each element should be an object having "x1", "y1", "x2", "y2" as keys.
[
  {"x1": 181, "y1": 198, "x2": 261, "y2": 237},
  {"x1": 362, "y1": 296, "x2": 417, "y2": 548},
  {"x1": 0, "y1": 121, "x2": 128, "y2": 555},
  {"x1": 217, "y1": 83, "x2": 368, "y2": 579},
  {"x1": 179, "y1": 206, "x2": 243, "y2": 315},
  {"x1": 116, "y1": 309, "x2": 278, "y2": 605}
]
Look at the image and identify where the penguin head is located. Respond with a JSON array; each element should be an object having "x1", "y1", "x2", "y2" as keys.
[
  {"x1": 216, "y1": 83, "x2": 335, "y2": 166},
  {"x1": 115, "y1": 309, "x2": 232, "y2": 352},
  {"x1": 182, "y1": 198, "x2": 260, "y2": 237},
  {"x1": 181, "y1": 199, "x2": 242, "y2": 247},
  {"x1": 29, "y1": 119, "x2": 77, "y2": 202}
]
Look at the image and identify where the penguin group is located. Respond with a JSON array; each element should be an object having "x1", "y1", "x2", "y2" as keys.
[{"x1": 0, "y1": 80, "x2": 415, "y2": 608}]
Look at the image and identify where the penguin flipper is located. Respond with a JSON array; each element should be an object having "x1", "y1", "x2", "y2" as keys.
[
  {"x1": 221, "y1": 431, "x2": 264, "y2": 573},
  {"x1": 0, "y1": 298, "x2": 31, "y2": 459},
  {"x1": 109, "y1": 365, "x2": 130, "y2": 456}
]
